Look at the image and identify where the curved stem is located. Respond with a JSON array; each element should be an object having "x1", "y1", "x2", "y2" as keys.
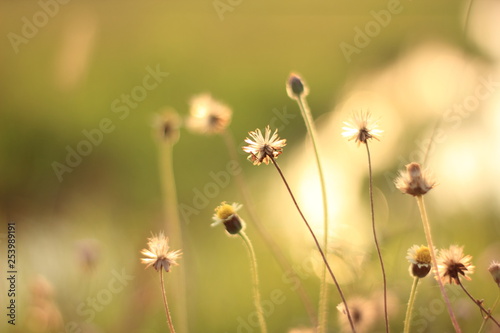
[
  {"x1": 159, "y1": 270, "x2": 176, "y2": 333},
  {"x1": 365, "y1": 142, "x2": 390, "y2": 333},
  {"x1": 159, "y1": 142, "x2": 188, "y2": 333},
  {"x1": 404, "y1": 277, "x2": 420, "y2": 333},
  {"x1": 296, "y1": 96, "x2": 330, "y2": 333},
  {"x1": 239, "y1": 230, "x2": 268, "y2": 333},
  {"x1": 458, "y1": 280, "x2": 500, "y2": 328},
  {"x1": 478, "y1": 288, "x2": 500, "y2": 332},
  {"x1": 270, "y1": 155, "x2": 357, "y2": 333},
  {"x1": 222, "y1": 130, "x2": 317, "y2": 326},
  {"x1": 415, "y1": 195, "x2": 462, "y2": 333}
]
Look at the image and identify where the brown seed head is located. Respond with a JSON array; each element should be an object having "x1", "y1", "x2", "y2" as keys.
[{"x1": 395, "y1": 162, "x2": 436, "y2": 196}]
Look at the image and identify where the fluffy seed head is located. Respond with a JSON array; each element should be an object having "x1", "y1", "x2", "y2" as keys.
[
  {"x1": 186, "y1": 93, "x2": 232, "y2": 134},
  {"x1": 395, "y1": 162, "x2": 436, "y2": 196},
  {"x1": 242, "y1": 126, "x2": 287, "y2": 165},
  {"x1": 488, "y1": 261, "x2": 500, "y2": 287},
  {"x1": 342, "y1": 111, "x2": 383, "y2": 146},
  {"x1": 153, "y1": 109, "x2": 181, "y2": 144},
  {"x1": 140, "y1": 232, "x2": 182, "y2": 272},
  {"x1": 436, "y1": 245, "x2": 474, "y2": 285}
]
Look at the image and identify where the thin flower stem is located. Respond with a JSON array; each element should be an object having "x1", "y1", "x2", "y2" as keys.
[
  {"x1": 415, "y1": 195, "x2": 462, "y2": 333},
  {"x1": 478, "y1": 288, "x2": 500, "y2": 333},
  {"x1": 365, "y1": 142, "x2": 390, "y2": 333},
  {"x1": 296, "y1": 95, "x2": 330, "y2": 333},
  {"x1": 238, "y1": 230, "x2": 268, "y2": 333},
  {"x1": 222, "y1": 130, "x2": 317, "y2": 326},
  {"x1": 159, "y1": 142, "x2": 188, "y2": 333},
  {"x1": 270, "y1": 155, "x2": 357, "y2": 333},
  {"x1": 404, "y1": 277, "x2": 420, "y2": 333},
  {"x1": 457, "y1": 280, "x2": 500, "y2": 328},
  {"x1": 159, "y1": 270, "x2": 177, "y2": 333}
]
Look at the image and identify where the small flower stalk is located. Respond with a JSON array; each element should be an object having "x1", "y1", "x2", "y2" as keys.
[
  {"x1": 394, "y1": 163, "x2": 462, "y2": 333},
  {"x1": 435, "y1": 247, "x2": 500, "y2": 329},
  {"x1": 287, "y1": 73, "x2": 331, "y2": 333},
  {"x1": 404, "y1": 245, "x2": 433, "y2": 333},
  {"x1": 244, "y1": 127, "x2": 357, "y2": 333},
  {"x1": 343, "y1": 111, "x2": 388, "y2": 333},
  {"x1": 141, "y1": 232, "x2": 182, "y2": 333},
  {"x1": 212, "y1": 202, "x2": 267, "y2": 333}
]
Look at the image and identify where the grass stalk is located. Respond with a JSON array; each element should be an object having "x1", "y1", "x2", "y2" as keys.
[
  {"x1": 295, "y1": 95, "x2": 330, "y2": 333},
  {"x1": 365, "y1": 142, "x2": 390, "y2": 333},
  {"x1": 159, "y1": 270, "x2": 177, "y2": 333},
  {"x1": 222, "y1": 129, "x2": 317, "y2": 326},
  {"x1": 415, "y1": 195, "x2": 462, "y2": 333},
  {"x1": 158, "y1": 142, "x2": 188, "y2": 333},
  {"x1": 404, "y1": 277, "x2": 420, "y2": 333},
  {"x1": 239, "y1": 230, "x2": 268, "y2": 333},
  {"x1": 270, "y1": 155, "x2": 357, "y2": 333}
]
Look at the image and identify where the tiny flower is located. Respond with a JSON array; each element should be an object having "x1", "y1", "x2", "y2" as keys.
[
  {"x1": 488, "y1": 261, "x2": 500, "y2": 287},
  {"x1": 436, "y1": 245, "x2": 474, "y2": 285},
  {"x1": 140, "y1": 232, "x2": 182, "y2": 272},
  {"x1": 242, "y1": 126, "x2": 287, "y2": 165},
  {"x1": 153, "y1": 109, "x2": 181, "y2": 143},
  {"x1": 286, "y1": 73, "x2": 309, "y2": 100},
  {"x1": 186, "y1": 93, "x2": 232, "y2": 134},
  {"x1": 212, "y1": 202, "x2": 245, "y2": 235},
  {"x1": 395, "y1": 162, "x2": 436, "y2": 196},
  {"x1": 342, "y1": 111, "x2": 383, "y2": 146},
  {"x1": 406, "y1": 245, "x2": 433, "y2": 278}
]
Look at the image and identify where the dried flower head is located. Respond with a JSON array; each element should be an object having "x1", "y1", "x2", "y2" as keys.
[
  {"x1": 337, "y1": 297, "x2": 377, "y2": 333},
  {"x1": 186, "y1": 93, "x2": 232, "y2": 134},
  {"x1": 436, "y1": 245, "x2": 474, "y2": 285},
  {"x1": 488, "y1": 261, "x2": 500, "y2": 287},
  {"x1": 342, "y1": 111, "x2": 383, "y2": 145},
  {"x1": 153, "y1": 109, "x2": 181, "y2": 143},
  {"x1": 212, "y1": 202, "x2": 245, "y2": 235},
  {"x1": 140, "y1": 232, "x2": 182, "y2": 272},
  {"x1": 242, "y1": 126, "x2": 287, "y2": 165},
  {"x1": 286, "y1": 73, "x2": 309, "y2": 100},
  {"x1": 395, "y1": 162, "x2": 436, "y2": 196},
  {"x1": 406, "y1": 245, "x2": 433, "y2": 278}
]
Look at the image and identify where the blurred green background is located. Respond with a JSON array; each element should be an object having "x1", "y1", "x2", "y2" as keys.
[{"x1": 2, "y1": 0, "x2": 500, "y2": 332}]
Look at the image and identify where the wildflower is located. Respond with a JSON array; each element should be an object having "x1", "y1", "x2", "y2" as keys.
[
  {"x1": 406, "y1": 245, "x2": 433, "y2": 278},
  {"x1": 337, "y1": 297, "x2": 377, "y2": 333},
  {"x1": 342, "y1": 111, "x2": 383, "y2": 146},
  {"x1": 186, "y1": 93, "x2": 232, "y2": 134},
  {"x1": 436, "y1": 245, "x2": 474, "y2": 285},
  {"x1": 140, "y1": 232, "x2": 182, "y2": 272},
  {"x1": 286, "y1": 73, "x2": 309, "y2": 100},
  {"x1": 395, "y1": 162, "x2": 436, "y2": 196},
  {"x1": 242, "y1": 126, "x2": 287, "y2": 165},
  {"x1": 212, "y1": 202, "x2": 245, "y2": 235},
  {"x1": 488, "y1": 261, "x2": 500, "y2": 287},
  {"x1": 154, "y1": 109, "x2": 181, "y2": 143}
]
